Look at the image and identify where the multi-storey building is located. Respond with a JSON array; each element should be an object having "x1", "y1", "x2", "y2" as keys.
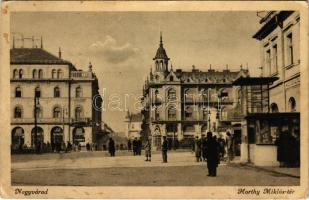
[
  {"x1": 141, "y1": 35, "x2": 249, "y2": 149},
  {"x1": 253, "y1": 11, "x2": 300, "y2": 113},
  {"x1": 10, "y1": 42, "x2": 102, "y2": 150},
  {"x1": 124, "y1": 111, "x2": 143, "y2": 139}
]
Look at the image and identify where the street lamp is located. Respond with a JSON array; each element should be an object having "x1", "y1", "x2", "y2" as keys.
[
  {"x1": 34, "y1": 95, "x2": 40, "y2": 154},
  {"x1": 62, "y1": 107, "x2": 68, "y2": 143}
]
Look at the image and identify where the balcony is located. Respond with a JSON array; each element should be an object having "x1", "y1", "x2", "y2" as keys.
[
  {"x1": 11, "y1": 118, "x2": 71, "y2": 124},
  {"x1": 71, "y1": 118, "x2": 91, "y2": 124},
  {"x1": 71, "y1": 71, "x2": 93, "y2": 80}
]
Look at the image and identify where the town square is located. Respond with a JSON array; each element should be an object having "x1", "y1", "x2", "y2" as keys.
[{"x1": 9, "y1": 10, "x2": 301, "y2": 187}]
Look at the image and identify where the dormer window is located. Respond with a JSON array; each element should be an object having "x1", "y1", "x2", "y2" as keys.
[{"x1": 170, "y1": 76, "x2": 174, "y2": 81}]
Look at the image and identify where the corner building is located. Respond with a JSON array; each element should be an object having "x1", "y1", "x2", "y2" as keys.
[
  {"x1": 142, "y1": 35, "x2": 249, "y2": 150},
  {"x1": 11, "y1": 47, "x2": 102, "y2": 149}
]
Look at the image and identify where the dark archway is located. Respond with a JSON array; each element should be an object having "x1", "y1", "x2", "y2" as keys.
[
  {"x1": 73, "y1": 127, "x2": 85, "y2": 145},
  {"x1": 31, "y1": 126, "x2": 44, "y2": 147},
  {"x1": 11, "y1": 127, "x2": 24, "y2": 150}
]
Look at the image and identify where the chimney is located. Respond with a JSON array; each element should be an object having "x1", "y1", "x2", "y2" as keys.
[{"x1": 58, "y1": 47, "x2": 62, "y2": 59}]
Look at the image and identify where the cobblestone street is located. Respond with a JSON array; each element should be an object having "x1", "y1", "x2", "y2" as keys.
[{"x1": 11, "y1": 151, "x2": 300, "y2": 186}]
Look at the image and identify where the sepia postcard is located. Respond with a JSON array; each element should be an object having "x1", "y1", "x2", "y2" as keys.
[{"x1": 0, "y1": 1, "x2": 308, "y2": 199}]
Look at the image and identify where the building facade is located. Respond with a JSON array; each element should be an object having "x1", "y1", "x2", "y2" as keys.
[
  {"x1": 11, "y1": 44, "x2": 102, "y2": 150},
  {"x1": 141, "y1": 35, "x2": 249, "y2": 149},
  {"x1": 253, "y1": 11, "x2": 300, "y2": 113},
  {"x1": 125, "y1": 112, "x2": 143, "y2": 139}
]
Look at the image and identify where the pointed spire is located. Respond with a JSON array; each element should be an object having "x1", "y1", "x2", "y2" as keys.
[
  {"x1": 58, "y1": 47, "x2": 62, "y2": 59},
  {"x1": 40, "y1": 36, "x2": 43, "y2": 49},
  {"x1": 160, "y1": 31, "x2": 163, "y2": 47}
]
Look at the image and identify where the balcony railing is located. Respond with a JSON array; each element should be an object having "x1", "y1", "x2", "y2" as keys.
[
  {"x1": 11, "y1": 117, "x2": 91, "y2": 124},
  {"x1": 71, "y1": 71, "x2": 93, "y2": 79}
]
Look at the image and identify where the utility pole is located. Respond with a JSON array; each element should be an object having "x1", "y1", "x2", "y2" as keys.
[{"x1": 34, "y1": 96, "x2": 40, "y2": 154}]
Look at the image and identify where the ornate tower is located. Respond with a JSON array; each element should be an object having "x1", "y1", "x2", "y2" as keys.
[{"x1": 153, "y1": 33, "x2": 170, "y2": 73}]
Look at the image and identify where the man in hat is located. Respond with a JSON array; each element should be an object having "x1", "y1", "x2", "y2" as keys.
[
  {"x1": 162, "y1": 136, "x2": 168, "y2": 163},
  {"x1": 205, "y1": 132, "x2": 220, "y2": 176}
]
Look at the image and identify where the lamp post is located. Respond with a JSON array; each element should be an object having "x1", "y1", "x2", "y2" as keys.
[
  {"x1": 34, "y1": 96, "x2": 40, "y2": 154},
  {"x1": 62, "y1": 107, "x2": 68, "y2": 143}
]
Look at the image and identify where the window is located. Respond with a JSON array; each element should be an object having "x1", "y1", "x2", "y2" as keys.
[
  {"x1": 14, "y1": 107, "x2": 22, "y2": 118},
  {"x1": 168, "y1": 107, "x2": 176, "y2": 120},
  {"x1": 54, "y1": 87, "x2": 60, "y2": 98},
  {"x1": 184, "y1": 89, "x2": 194, "y2": 102},
  {"x1": 289, "y1": 97, "x2": 296, "y2": 112},
  {"x1": 53, "y1": 107, "x2": 61, "y2": 118},
  {"x1": 270, "y1": 103, "x2": 279, "y2": 113},
  {"x1": 185, "y1": 106, "x2": 193, "y2": 119},
  {"x1": 170, "y1": 76, "x2": 174, "y2": 81},
  {"x1": 265, "y1": 49, "x2": 271, "y2": 75},
  {"x1": 203, "y1": 108, "x2": 208, "y2": 120},
  {"x1": 155, "y1": 108, "x2": 160, "y2": 120},
  {"x1": 13, "y1": 69, "x2": 18, "y2": 79},
  {"x1": 221, "y1": 107, "x2": 228, "y2": 120},
  {"x1": 76, "y1": 86, "x2": 82, "y2": 98},
  {"x1": 35, "y1": 87, "x2": 41, "y2": 98},
  {"x1": 52, "y1": 69, "x2": 56, "y2": 79},
  {"x1": 287, "y1": 33, "x2": 294, "y2": 66},
  {"x1": 32, "y1": 69, "x2": 37, "y2": 78},
  {"x1": 38, "y1": 69, "x2": 43, "y2": 79},
  {"x1": 34, "y1": 106, "x2": 42, "y2": 118},
  {"x1": 15, "y1": 87, "x2": 21, "y2": 97},
  {"x1": 272, "y1": 45, "x2": 278, "y2": 74},
  {"x1": 57, "y1": 69, "x2": 63, "y2": 79},
  {"x1": 19, "y1": 69, "x2": 23, "y2": 79},
  {"x1": 75, "y1": 107, "x2": 82, "y2": 119},
  {"x1": 168, "y1": 88, "x2": 176, "y2": 101}
]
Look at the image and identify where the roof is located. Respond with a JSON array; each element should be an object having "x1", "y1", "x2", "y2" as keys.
[
  {"x1": 153, "y1": 35, "x2": 169, "y2": 60},
  {"x1": 233, "y1": 76, "x2": 279, "y2": 86},
  {"x1": 10, "y1": 48, "x2": 71, "y2": 65},
  {"x1": 253, "y1": 11, "x2": 294, "y2": 40}
]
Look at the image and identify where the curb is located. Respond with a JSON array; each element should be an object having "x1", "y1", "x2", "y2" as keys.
[{"x1": 235, "y1": 163, "x2": 300, "y2": 179}]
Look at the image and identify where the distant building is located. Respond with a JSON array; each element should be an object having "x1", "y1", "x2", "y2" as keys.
[
  {"x1": 142, "y1": 34, "x2": 249, "y2": 149},
  {"x1": 10, "y1": 38, "x2": 102, "y2": 150},
  {"x1": 125, "y1": 111, "x2": 143, "y2": 139}
]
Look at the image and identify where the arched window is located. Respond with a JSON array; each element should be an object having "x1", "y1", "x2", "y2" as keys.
[
  {"x1": 38, "y1": 69, "x2": 43, "y2": 79},
  {"x1": 168, "y1": 88, "x2": 176, "y2": 101},
  {"x1": 32, "y1": 69, "x2": 37, "y2": 78},
  {"x1": 52, "y1": 69, "x2": 57, "y2": 79},
  {"x1": 35, "y1": 87, "x2": 41, "y2": 98},
  {"x1": 14, "y1": 106, "x2": 22, "y2": 118},
  {"x1": 19, "y1": 69, "x2": 23, "y2": 78},
  {"x1": 54, "y1": 87, "x2": 60, "y2": 98},
  {"x1": 75, "y1": 106, "x2": 82, "y2": 119},
  {"x1": 34, "y1": 106, "x2": 42, "y2": 118},
  {"x1": 53, "y1": 107, "x2": 61, "y2": 118},
  {"x1": 76, "y1": 86, "x2": 82, "y2": 98},
  {"x1": 270, "y1": 103, "x2": 279, "y2": 113},
  {"x1": 15, "y1": 86, "x2": 22, "y2": 97},
  {"x1": 289, "y1": 97, "x2": 296, "y2": 112},
  {"x1": 185, "y1": 106, "x2": 193, "y2": 119},
  {"x1": 13, "y1": 69, "x2": 18, "y2": 79},
  {"x1": 57, "y1": 69, "x2": 63, "y2": 79},
  {"x1": 168, "y1": 106, "x2": 176, "y2": 120}
]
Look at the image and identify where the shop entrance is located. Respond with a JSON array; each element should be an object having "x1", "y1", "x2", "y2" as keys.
[{"x1": 51, "y1": 126, "x2": 64, "y2": 146}]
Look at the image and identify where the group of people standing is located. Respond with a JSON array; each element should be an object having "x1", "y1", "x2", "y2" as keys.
[{"x1": 128, "y1": 138, "x2": 143, "y2": 156}]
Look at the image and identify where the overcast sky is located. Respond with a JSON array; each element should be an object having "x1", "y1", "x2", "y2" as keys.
[{"x1": 11, "y1": 12, "x2": 262, "y2": 132}]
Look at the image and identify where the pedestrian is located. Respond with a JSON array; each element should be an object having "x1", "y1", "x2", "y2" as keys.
[
  {"x1": 137, "y1": 138, "x2": 142, "y2": 155},
  {"x1": 108, "y1": 138, "x2": 116, "y2": 157},
  {"x1": 162, "y1": 136, "x2": 168, "y2": 163},
  {"x1": 128, "y1": 139, "x2": 132, "y2": 151},
  {"x1": 132, "y1": 137, "x2": 138, "y2": 156},
  {"x1": 144, "y1": 138, "x2": 152, "y2": 162},
  {"x1": 201, "y1": 134, "x2": 207, "y2": 162},
  {"x1": 217, "y1": 134, "x2": 226, "y2": 161},
  {"x1": 275, "y1": 130, "x2": 289, "y2": 167},
  {"x1": 194, "y1": 136, "x2": 202, "y2": 162},
  {"x1": 226, "y1": 132, "x2": 233, "y2": 163},
  {"x1": 205, "y1": 132, "x2": 220, "y2": 177}
]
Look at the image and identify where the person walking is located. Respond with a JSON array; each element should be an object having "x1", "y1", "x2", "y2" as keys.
[
  {"x1": 217, "y1": 134, "x2": 226, "y2": 161},
  {"x1": 128, "y1": 139, "x2": 132, "y2": 152},
  {"x1": 108, "y1": 138, "x2": 116, "y2": 157},
  {"x1": 137, "y1": 138, "x2": 142, "y2": 155},
  {"x1": 132, "y1": 137, "x2": 138, "y2": 156},
  {"x1": 144, "y1": 138, "x2": 152, "y2": 162},
  {"x1": 162, "y1": 136, "x2": 168, "y2": 163},
  {"x1": 201, "y1": 134, "x2": 207, "y2": 162},
  {"x1": 194, "y1": 136, "x2": 202, "y2": 162},
  {"x1": 226, "y1": 132, "x2": 233, "y2": 163},
  {"x1": 205, "y1": 132, "x2": 220, "y2": 177}
]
